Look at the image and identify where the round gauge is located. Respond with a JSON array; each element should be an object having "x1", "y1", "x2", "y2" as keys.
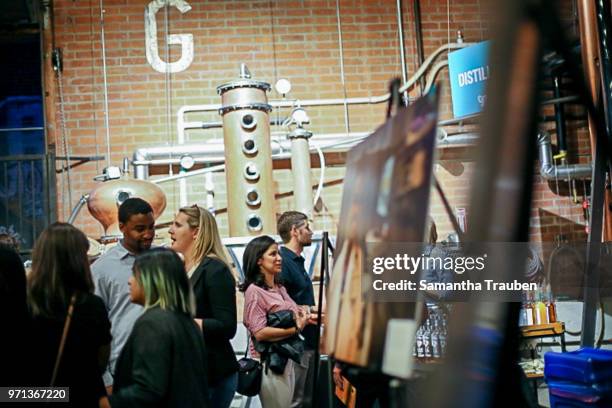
[
  {"x1": 179, "y1": 155, "x2": 195, "y2": 170},
  {"x1": 275, "y1": 78, "x2": 292, "y2": 95}
]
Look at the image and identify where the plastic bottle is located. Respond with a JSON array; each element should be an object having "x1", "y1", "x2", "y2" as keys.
[{"x1": 535, "y1": 291, "x2": 548, "y2": 324}]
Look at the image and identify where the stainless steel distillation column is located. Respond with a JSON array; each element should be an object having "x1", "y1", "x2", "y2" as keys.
[
  {"x1": 287, "y1": 127, "x2": 313, "y2": 218},
  {"x1": 217, "y1": 65, "x2": 275, "y2": 236}
]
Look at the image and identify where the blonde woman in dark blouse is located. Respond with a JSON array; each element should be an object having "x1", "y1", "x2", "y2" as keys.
[{"x1": 169, "y1": 205, "x2": 238, "y2": 408}]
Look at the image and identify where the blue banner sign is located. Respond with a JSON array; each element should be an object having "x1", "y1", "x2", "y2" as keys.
[{"x1": 448, "y1": 41, "x2": 490, "y2": 118}]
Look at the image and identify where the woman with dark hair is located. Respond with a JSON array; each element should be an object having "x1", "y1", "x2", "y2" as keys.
[
  {"x1": 28, "y1": 223, "x2": 111, "y2": 407},
  {"x1": 0, "y1": 243, "x2": 29, "y2": 386},
  {"x1": 240, "y1": 235, "x2": 308, "y2": 408},
  {"x1": 100, "y1": 248, "x2": 209, "y2": 408},
  {"x1": 169, "y1": 205, "x2": 238, "y2": 408}
]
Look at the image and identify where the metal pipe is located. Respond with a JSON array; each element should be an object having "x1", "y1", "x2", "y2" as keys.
[
  {"x1": 541, "y1": 95, "x2": 580, "y2": 105},
  {"x1": 152, "y1": 164, "x2": 225, "y2": 184},
  {"x1": 99, "y1": 0, "x2": 111, "y2": 167},
  {"x1": 413, "y1": 0, "x2": 425, "y2": 93},
  {"x1": 67, "y1": 194, "x2": 89, "y2": 224},
  {"x1": 553, "y1": 75, "x2": 568, "y2": 153},
  {"x1": 438, "y1": 113, "x2": 480, "y2": 126},
  {"x1": 133, "y1": 148, "x2": 149, "y2": 179},
  {"x1": 41, "y1": 1, "x2": 57, "y2": 150},
  {"x1": 436, "y1": 95, "x2": 581, "y2": 127},
  {"x1": 133, "y1": 130, "x2": 476, "y2": 168},
  {"x1": 176, "y1": 42, "x2": 474, "y2": 141},
  {"x1": 188, "y1": 59, "x2": 451, "y2": 135},
  {"x1": 335, "y1": 0, "x2": 350, "y2": 135},
  {"x1": 0, "y1": 127, "x2": 45, "y2": 132},
  {"x1": 175, "y1": 9, "x2": 187, "y2": 208},
  {"x1": 577, "y1": 0, "x2": 600, "y2": 150},
  {"x1": 539, "y1": 113, "x2": 586, "y2": 122},
  {"x1": 396, "y1": 0, "x2": 409, "y2": 102},
  {"x1": 423, "y1": 59, "x2": 449, "y2": 94},
  {"x1": 537, "y1": 132, "x2": 592, "y2": 179},
  {"x1": 181, "y1": 117, "x2": 293, "y2": 134},
  {"x1": 134, "y1": 132, "x2": 476, "y2": 183},
  {"x1": 436, "y1": 132, "x2": 479, "y2": 147},
  {"x1": 132, "y1": 134, "x2": 368, "y2": 172},
  {"x1": 311, "y1": 231, "x2": 329, "y2": 407},
  {"x1": 288, "y1": 129, "x2": 314, "y2": 218}
]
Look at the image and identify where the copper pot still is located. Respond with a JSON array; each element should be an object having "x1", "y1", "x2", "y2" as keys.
[
  {"x1": 217, "y1": 64, "x2": 276, "y2": 237},
  {"x1": 87, "y1": 178, "x2": 167, "y2": 237}
]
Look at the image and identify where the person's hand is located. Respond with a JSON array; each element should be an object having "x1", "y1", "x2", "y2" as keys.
[
  {"x1": 295, "y1": 310, "x2": 308, "y2": 331},
  {"x1": 99, "y1": 396, "x2": 111, "y2": 408},
  {"x1": 300, "y1": 305, "x2": 324, "y2": 325},
  {"x1": 308, "y1": 312, "x2": 323, "y2": 325},
  {"x1": 332, "y1": 363, "x2": 344, "y2": 390},
  {"x1": 194, "y1": 318, "x2": 203, "y2": 330}
]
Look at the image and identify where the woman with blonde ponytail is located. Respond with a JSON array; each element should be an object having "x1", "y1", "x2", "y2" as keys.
[{"x1": 169, "y1": 205, "x2": 238, "y2": 407}]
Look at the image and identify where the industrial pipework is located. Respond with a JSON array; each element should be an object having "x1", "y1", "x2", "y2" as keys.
[
  {"x1": 217, "y1": 65, "x2": 275, "y2": 237},
  {"x1": 537, "y1": 132, "x2": 592, "y2": 180}
]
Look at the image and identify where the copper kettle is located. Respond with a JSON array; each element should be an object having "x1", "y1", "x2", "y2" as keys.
[{"x1": 87, "y1": 176, "x2": 166, "y2": 237}]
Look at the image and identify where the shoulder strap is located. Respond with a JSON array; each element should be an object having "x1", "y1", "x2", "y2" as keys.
[
  {"x1": 244, "y1": 332, "x2": 255, "y2": 358},
  {"x1": 50, "y1": 293, "x2": 77, "y2": 386}
]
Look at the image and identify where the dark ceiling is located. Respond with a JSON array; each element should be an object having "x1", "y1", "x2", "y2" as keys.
[{"x1": 0, "y1": 0, "x2": 39, "y2": 29}]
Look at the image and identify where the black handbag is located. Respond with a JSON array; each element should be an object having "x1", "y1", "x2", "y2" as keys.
[
  {"x1": 266, "y1": 309, "x2": 295, "y2": 329},
  {"x1": 236, "y1": 335, "x2": 262, "y2": 397}
]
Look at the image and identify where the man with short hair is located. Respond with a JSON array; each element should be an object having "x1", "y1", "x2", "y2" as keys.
[
  {"x1": 92, "y1": 197, "x2": 155, "y2": 391},
  {"x1": 277, "y1": 211, "x2": 316, "y2": 408}
]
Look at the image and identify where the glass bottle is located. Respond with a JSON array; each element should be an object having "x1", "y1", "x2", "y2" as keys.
[
  {"x1": 546, "y1": 290, "x2": 557, "y2": 323},
  {"x1": 439, "y1": 319, "x2": 447, "y2": 356},
  {"x1": 416, "y1": 326, "x2": 425, "y2": 358},
  {"x1": 431, "y1": 317, "x2": 441, "y2": 358},
  {"x1": 524, "y1": 291, "x2": 534, "y2": 326},
  {"x1": 519, "y1": 292, "x2": 528, "y2": 326},
  {"x1": 423, "y1": 321, "x2": 432, "y2": 358}
]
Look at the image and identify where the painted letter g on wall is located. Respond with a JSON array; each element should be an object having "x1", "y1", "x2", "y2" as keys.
[{"x1": 145, "y1": 0, "x2": 193, "y2": 73}]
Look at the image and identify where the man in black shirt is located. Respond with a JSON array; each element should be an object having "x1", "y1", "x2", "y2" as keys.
[{"x1": 278, "y1": 211, "x2": 316, "y2": 408}]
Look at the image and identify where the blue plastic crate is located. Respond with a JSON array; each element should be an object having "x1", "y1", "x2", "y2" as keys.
[
  {"x1": 547, "y1": 380, "x2": 612, "y2": 408},
  {"x1": 545, "y1": 348, "x2": 612, "y2": 385}
]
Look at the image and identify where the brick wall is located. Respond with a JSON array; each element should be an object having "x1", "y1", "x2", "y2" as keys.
[{"x1": 49, "y1": 0, "x2": 590, "y2": 244}]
